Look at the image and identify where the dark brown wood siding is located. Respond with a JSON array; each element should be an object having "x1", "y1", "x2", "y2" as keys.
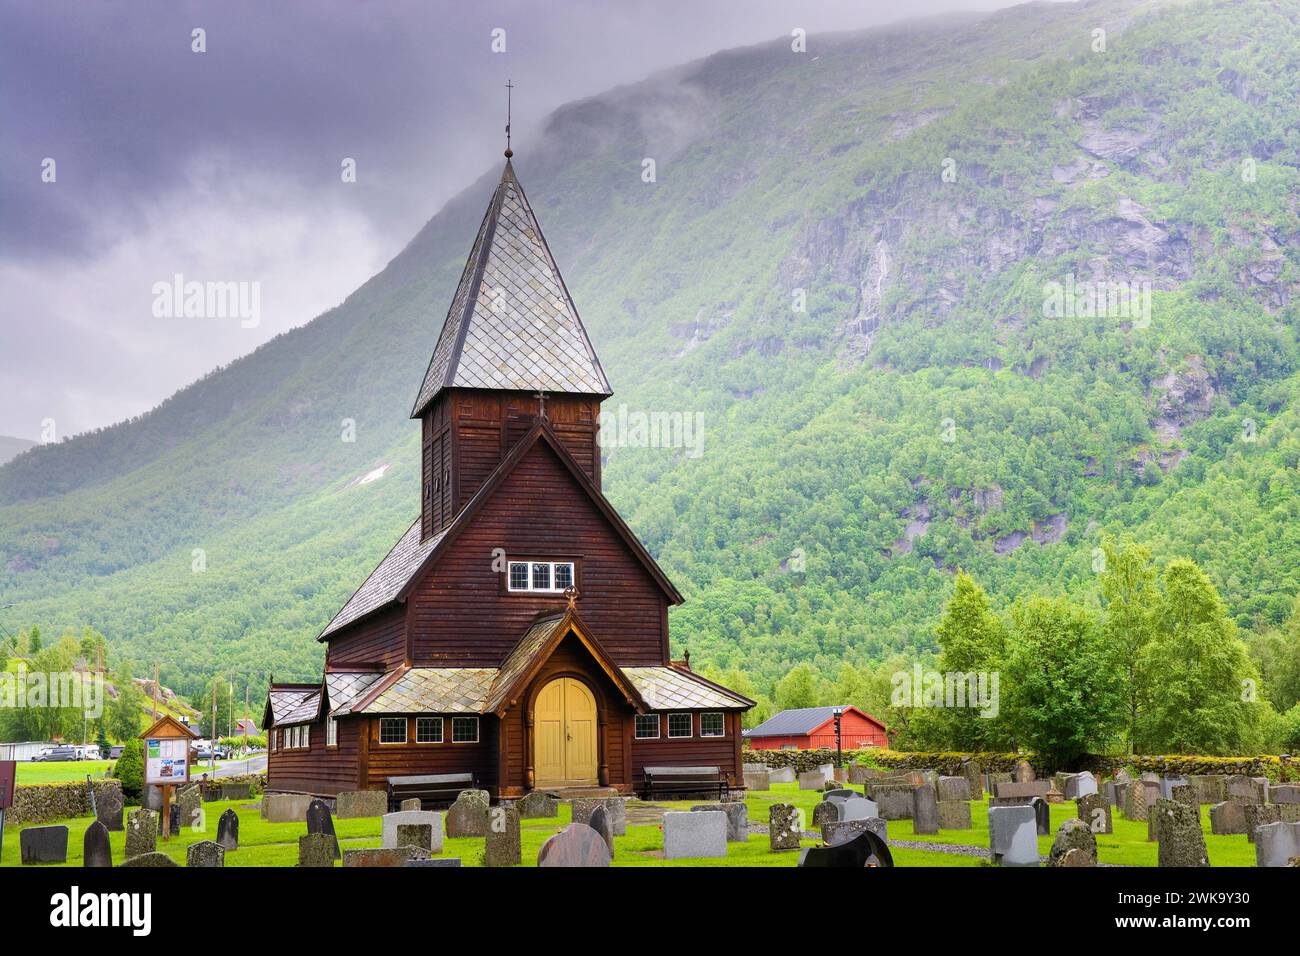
[
  {"x1": 629, "y1": 711, "x2": 744, "y2": 791},
  {"x1": 323, "y1": 604, "x2": 406, "y2": 671},
  {"x1": 408, "y1": 439, "x2": 668, "y2": 666},
  {"x1": 361, "y1": 715, "x2": 500, "y2": 793},
  {"x1": 266, "y1": 716, "x2": 362, "y2": 796}
]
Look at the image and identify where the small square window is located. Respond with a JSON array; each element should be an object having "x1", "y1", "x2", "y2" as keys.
[
  {"x1": 667, "y1": 713, "x2": 692, "y2": 738},
  {"x1": 379, "y1": 718, "x2": 407, "y2": 744},
  {"x1": 554, "y1": 563, "x2": 574, "y2": 591},
  {"x1": 634, "y1": 714, "x2": 660, "y2": 739},
  {"x1": 452, "y1": 716, "x2": 479, "y2": 743},
  {"x1": 531, "y1": 562, "x2": 551, "y2": 590},
  {"x1": 700, "y1": 713, "x2": 724, "y2": 737},
  {"x1": 416, "y1": 717, "x2": 443, "y2": 743},
  {"x1": 509, "y1": 562, "x2": 529, "y2": 591}
]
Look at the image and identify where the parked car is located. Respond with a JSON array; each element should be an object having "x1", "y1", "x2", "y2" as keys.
[
  {"x1": 32, "y1": 745, "x2": 79, "y2": 762},
  {"x1": 195, "y1": 743, "x2": 233, "y2": 761}
]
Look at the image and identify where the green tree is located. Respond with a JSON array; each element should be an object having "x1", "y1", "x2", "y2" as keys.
[
  {"x1": 105, "y1": 663, "x2": 148, "y2": 743},
  {"x1": 774, "y1": 663, "x2": 821, "y2": 711},
  {"x1": 113, "y1": 737, "x2": 145, "y2": 798},
  {"x1": 1098, "y1": 537, "x2": 1159, "y2": 752},
  {"x1": 1003, "y1": 595, "x2": 1124, "y2": 767},
  {"x1": 929, "y1": 571, "x2": 1011, "y2": 750}
]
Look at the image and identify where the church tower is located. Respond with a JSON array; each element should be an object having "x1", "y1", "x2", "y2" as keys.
[{"x1": 410, "y1": 159, "x2": 611, "y2": 541}]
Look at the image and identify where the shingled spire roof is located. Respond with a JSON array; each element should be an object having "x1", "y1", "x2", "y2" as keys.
[{"x1": 411, "y1": 159, "x2": 611, "y2": 418}]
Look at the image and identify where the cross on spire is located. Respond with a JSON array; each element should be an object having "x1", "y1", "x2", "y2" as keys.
[{"x1": 504, "y1": 79, "x2": 514, "y2": 158}]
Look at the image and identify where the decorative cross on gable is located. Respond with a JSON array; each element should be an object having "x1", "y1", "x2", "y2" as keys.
[{"x1": 535, "y1": 389, "x2": 549, "y2": 421}]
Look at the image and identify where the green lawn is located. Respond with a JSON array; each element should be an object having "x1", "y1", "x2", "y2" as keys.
[
  {"x1": 15, "y1": 760, "x2": 243, "y2": 786},
  {"x1": 0, "y1": 783, "x2": 1258, "y2": 867}
]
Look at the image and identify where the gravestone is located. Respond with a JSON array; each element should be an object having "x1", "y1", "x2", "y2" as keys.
[
  {"x1": 743, "y1": 762, "x2": 766, "y2": 774},
  {"x1": 1270, "y1": 784, "x2": 1300, "y2": 804},
  {"x1": 125, "y1": 809, "x2": 157, "y2": 859},
  {"x1": 407, "y1": 858, "x2": 462, "y2": 867},
  {"x1": 812, "y1": 801, "x2": 839, "y2": 828},
  {"x1": 912, "y1": 784, "x2": 940, "y2": 835},
  {"x1": 987, "y1": 771, "x2": 1013, "y2": 788},
  {"x1": 824, "y1": 816, "x2": 887, "y2": 846},
  {"x1": 307, "y1": 798, "x2": 340, "y2": 859},
  {"x1": 176, "y1": 785, "x2": 204, "y2": 831},
  {"x1": 798, "y1": 771, "x2": 826, "y2": 790},
  {"x1": 1123, "y1": 780, "x2": 1153, "y2": 821},
  {"x1": 20, "y1": 825, "x2": 69, "y2": 864},
  {"x1": 1014, "y1": 760, "x2": 1035, "y2": 783},
  {"x1": 588, "y1": 805, "x2": 614, "y2": 855},
  {"x1": 121, "y1": 851, "x2": 178, "y2": 867},
  {"x1": 1030, "y1": 797, "x2": 1051, "y2": 836},
  {"x1": 221, "y1": 782, "x2": 252, "y2": 801},
  {"x1": 382, "y1": 810, "x2": 444, "y2": 852},
  {"x1": 1058, "y1": 848, "x2": 1093, "y2": 867},
  {"x1": 569, "y1": 797, "x2": 604, "y2": 828},
  {"x1": 960, "y1": 760, "x2": 984, "y2": 801},
  {"x1": 1170, "y1": 784, "x2": 1198, "y2": 810},
  {"x1": 400, "y1": 798, "x2": 422, "y2": 812},
  {"x1": 517, "y1": 791, "x2": 559, "y2": 818},
  {"x1": 1209, "y1": 801, "x2": 1246, "y2": 835},
  {"x1": 1153, "y1": 799, "x2": 1209, "y2": 867},
  {"x1": 143, "y1": 785, "x2": 162, "y2": 811},
  {"x1": 1104, "y1": 782, "x2": 1123, "y2": 806},
  {"x1": 769, "y1": 803, "x2": 802, "y2": 850},
  {"x1": 1114, "y1": 768, "x2": 1133, "y2": 784},
  {"x1": 1066, "y1": 772, "x2": 1098, "y2": 800},
  {"x1": 993, "y1": 781, "x2": 1051, "y2": 800},
  {"x1": 538, "y1": 823, "x2": 611, "y2": 867},
  {"x1": 1226, "y1": 776, "x2": 1265, "y2": 805},
  {"x1": 1158, "y1": 775, "x2": 1189, "y2": 800},
  {"x1": 839, "y1": 797, "x2": 878, "y2": 822},
  {"x1": 83, "y1": 820, "x2": 113, "y2": 868},
  {"x1": 445, "y1": 792, "x2": 489, "y2": 837},
  {"x1": 1244, "y1": 804, "x2": 1281, "y2": 843},
  {"x1": 937, "y1": 776, "x2": 971, "y2": 802},
  {"x1": 799, "y1": 828, "x2": 893, "y2": 867},
  {"x1": 485, "y1": 805, "x2": 521, "y2": 867},
  {"x1": 396, "y1": 823, "x2": 435, "y2": 854},
  {"x1": 768, "y1": 766, "x2": 796, "y2": 784},
  {"x1": 1188, "y1": 774, "x2": 1228, "y2": 805},
  {"x1": 744, "y1": 770, "x2": 771, "y2": 791},
  {"x1": 1077, "y1": 793, "x2": 1112, "y2": 834},
  {"x1": 663, "y1": 810, "x2": 727, "y2": 859},
  {"x1": 343, "y1": 848, "x2": 419, "y2": 867},
  {"x1": 874, "y1": 785, "x2": 916, "y2": 820},
  {"x1": 823, "y1": 788, "x2": 857, "y2": 800},
  {"x1": 692, "y1": 802, "x2": 749, "y2": 841},
  {"x1": 847, "y1": 765, "x2": 870, "y2": 785},
  {"x1": 989, "y1": 804, "x2": 1038, "y2": 867},
  {"x1": 298, "y1": 833, "x2": 336, "y2": 867},
  {"x1": 1254, "y1": 821, "x2": 1300, "y2": 867},
  {"x1": 186, "y1": 840, "x2": 224, "y2": 868},
  {"x1": 262, "y1": 793, "x2": 311, "y2": 823},
  {"x1": 335, "y1": 789, "x2": 387, "y2": 818},
  {"x1": 938, "y1": 801, "x2": 972, "y2": 830},
  {"x1": 216, "y1": 808, "x2": 240, "y2": 850},
  {"x1": 1048, "y1": 819, "x2": 1097, "y2": 867},
  {"x1": 604, "y1": 797, "x2": 628, "y2": 836},
  {"x1": 816, "y1": 763, "x2": 835, "y2": 782},
  {"x1": 96, "y1": 786, "x2": 124, "y2": 831}
]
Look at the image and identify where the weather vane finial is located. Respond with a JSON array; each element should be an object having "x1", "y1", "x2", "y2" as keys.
[{"x1": 505, "y1": 79, "x2": 514, "y2": 158}]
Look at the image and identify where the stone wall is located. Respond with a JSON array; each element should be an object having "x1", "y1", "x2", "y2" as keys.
[{"x1": 6, "y1": 780, "x2": 125, "y2": 827}]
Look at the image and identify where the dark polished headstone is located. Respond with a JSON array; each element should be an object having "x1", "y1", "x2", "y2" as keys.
[
  {"x1": 798, "y1": 828, "x2": 893, "y2": 867},
  {"x1": 306, "y1": 798, "x2": 340, "y2": 858},
  {"x1": 96, "y1": 786, "x2": 124, "y2": 831},
  {"x1": 83, "y1": 820, "x2": 113, "y2": 868},
  {"x1": 1030, "y1": 796, "x2": 1051, "y2": 836},
  {"x1": 216, "y1": 808, "x2": 240, "y2": 850},
  {"x1": 588, "y1": 804, "x2": 614, "y2": 855},
  {"x1": 20, "y1": 825, "x2": 69, "y2": 864}
]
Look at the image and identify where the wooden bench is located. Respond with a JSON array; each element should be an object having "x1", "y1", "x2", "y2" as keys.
[
  {"x1": 387, "y1": 773, "x2": 478, "y2": 810},
  {"x1": 642, "y1": 765, "x2": 729, "y2": 801}
]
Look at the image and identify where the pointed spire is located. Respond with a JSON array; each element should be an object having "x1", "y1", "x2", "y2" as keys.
[{"x1": 411, "y1": 158, "x2": 611, "y2": 418}]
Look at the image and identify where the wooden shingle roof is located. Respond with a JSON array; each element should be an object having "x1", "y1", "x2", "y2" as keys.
[
  {"x1": 410, "y1": 159, "x2": 611, "y2": 418},
  {"x1": 622, "y1": 666, "x2": 754, "y2": 711}
]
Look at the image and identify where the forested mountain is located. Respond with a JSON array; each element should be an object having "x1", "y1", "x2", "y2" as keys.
[
  {"x1": 0, "y1": 437, "x2": 35, "y2": 467},
  {"x1": 2, "y1": 0, "x2": 1298, "y2": 704}
]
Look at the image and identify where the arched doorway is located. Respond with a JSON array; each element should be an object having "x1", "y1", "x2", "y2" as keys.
[{"x1": 534, "y1": 676, "x2": 599, "y2": 788}]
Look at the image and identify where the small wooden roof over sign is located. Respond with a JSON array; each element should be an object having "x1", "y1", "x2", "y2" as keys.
[{"x1": 139, "y1": 713, "x2": 201, "y2": 740}]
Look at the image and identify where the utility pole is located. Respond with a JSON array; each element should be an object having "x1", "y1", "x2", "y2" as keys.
[
  {"x1": 152, "y1": 661, "x2": 160, "y2": 720},
  {"x1": 210, "y1": 682, "x2": 217, "y2": 772}
]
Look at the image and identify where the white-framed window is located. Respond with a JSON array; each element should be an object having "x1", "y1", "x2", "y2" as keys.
[
  {"x1": 300, "y1": 725, "x2": 310, "y2": 749},
  {"x1": 506, "y1": 560, "x2": 576, "y2": 593},
  {"x1": 634, "y1": 714, "x2": 660, "y2": 739},
  {"x1": 451, "y1": 716, "x2": 479, "y2": 743},
  {"x1": 700, "y1": 712, "x2": 725, "y2": 738},
  {"x1": 416, "y1": 717, "x2": 444, "y2": 744},
  {"x1": 379, "y1": 718, "x2": 407, "y2": 744},
  {"x1": 326, "y1": 717, "x2": 338, "y2": 747},
  {"x1": 270, "y1": 729, "x2": 277, "y2": 752},
  {"x1": 667, "y1": 713, "x2": 693, "y2": 738}
]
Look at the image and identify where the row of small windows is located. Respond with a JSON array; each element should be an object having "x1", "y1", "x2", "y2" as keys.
[
  {"x1": 634, "y1": 712, "x2": 725, "y2": 739},
  {"x1": 507, "y1": 560, "x2": 574, "y2": 593},
  {"x1": 274, "y1": 725, "x2": 311, "y2": 750},
  {"x1": 379, "y1": 716, "x2": 479, "y2": 745}
]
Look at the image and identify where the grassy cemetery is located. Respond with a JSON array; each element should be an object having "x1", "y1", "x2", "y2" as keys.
[{"x1": 4, "y1": 759, "x2": 1296, "y2": 867}]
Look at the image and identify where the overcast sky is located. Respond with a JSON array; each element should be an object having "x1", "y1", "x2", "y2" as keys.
[{"x1": 0, "y1": 0, "x2": 1026, "y2": 440}]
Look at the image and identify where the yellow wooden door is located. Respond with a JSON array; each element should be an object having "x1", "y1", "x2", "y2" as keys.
[{"x1": 535, "y1": 677, "x2": 598, "y2": 787}]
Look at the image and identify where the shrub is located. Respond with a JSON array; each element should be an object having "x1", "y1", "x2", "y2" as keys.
[{"x1": 113, "y1": 738, "x2": 144, "y2": 797}]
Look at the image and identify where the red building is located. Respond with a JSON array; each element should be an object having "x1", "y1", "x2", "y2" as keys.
[{"x1": 743, "y1": 705, "x2": 889, "y2": 751}]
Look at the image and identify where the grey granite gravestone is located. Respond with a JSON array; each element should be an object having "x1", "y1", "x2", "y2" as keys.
[
  {"x1": 176, "y1": 785, "x2": 204, "y2": 832},
  {"x1": 798, "y1": 771, "x2": 826, "y2": 790},
  {"x1": 216, "y1": 808, "x2": 239, "y2": 850},
  {"x1": 744, "y1": 770, "x2": 771, "y2": 791},
  {"x1": 538, "y1": 823, "x2": 611, "y2": 867},
  {"x1": 1255, "y1": 821, "x2": 1300, "y2": 867},
  {"x1": 663, "y1": 810, "x2": 727, "y2": 859},
  {"x1": 83, "y1": 820, "x2": 113, "y2": 868},
  {"x1": 298, "y1": 832, "x2": 336, "y2": 867},
  {"x1": 334, "y1": 789, "x2": 387, "y2": 818},
  {"x1": 407, "y1": 858, "x2": 462, "y2": 867},
  {"x1": 445, "y1": 792, "x2": 489, "y2": 837},
  {"x1": 1066, "y1": 772, "x2": 1098, "y2": 800},
  {"x1": 396, "y1": 823, "x2": 435, "y2": 854},
  {"x1": 125, "y1": 808, "x2": 158, "y2": 858},
  {"x1": 1014, "y1": 760, "x2": 1035, "y2": 783},
  {"x1": 1158, "y1": 775, "x2": 1189, "y2": 800},
  {"x1": 768, "y1": 766, "x2": 796, "y2": 784},
  {"x1": 588, "y1": 804, "x2": 614, "y2": 855},
  {"x1": 20, "y1": 825, "x2": 69, "y2": 864},
  {"x1": 743, "y1": 762, "x2": 766, "y2": 774},
  {"x1": 382, "y1": 810, "x2": 443, "y2": 852},
  {"x1": 823, "y1": 788, "x2": 857, "y2": 800},
  {"x1": 989, "y1": 804, "x2": 1038, "y2": 867},
  {"x1": 1152, "y1": 798, "x2": 1209, "y2": 867},
  {"x1": 816, "y1": 763, "x2": 835, "y2": 782},
  {"x1": 96, "y1": 785, "x2": 124, "y2": 831},
  {"x1": 840, "y1": 796, "x2": 878, "y2": 822},
  {"x1": 569, "y1": 797, "x2": 603, "y2": 827},
  {"x1": 1123, "y1": 780, "x2": 1153, "y2": 821},
  {"x1": 262, "y1": 793, "x2": 311, "y2": 823},
  {"x1": 222, "y1": 782, "x2": 252, "y2": 801},
  {"x1": 121, "y1": 851, "x2": 178, "y2": 867},
  {"x1": 937, "y1": 776, "x2": 971, "y2": 802},
  {"x1": 912, "y1": 783, "x2": 940, "y2": 835},
  {"x1": 1077, "y1": 793, "x2": 1112, "y2": 834},
  {"x1": 938, "y1": 801, "x2": 972, "y2": 829},
  {"x1": 1209, "y1": 800, "x2": 1246, "y2": 835},
  {"x1": 1048, "y1": 819, "x2": 1096, "y2": 866},
  {"x1": 485, "y1": 805, "x2": 521, "y2": 866},
  {"x1": 1188, "y1": 774, "x2": 1228, "y2": 805},
  {"x1": 604, "y1": 797, "x2": 627, "y2": 836},
  {"x1": 517, "y1": 791, "x2": 559, "y2": 818},
  {"x1": 1270, "y1": 784, "x2": 1300, "y2": 804},
  {"x1": 769, "y1": 803, "x2": 802, "y2": 850},
  {"x1": 1170, "y1": 784, "x2": 1198, "y2": 809},
  {"x1": 994, "y1": 780, "x2": 1051, "y2": 800},
  {"x1": 874, "y1": 785, "x2": 916, "y2": 820},
  {"x1": 812, "y1": 801, "x2": 839, "y2": 828},
  {"x1": 186, "y1": 840, "x2": 224, "y2": 868},
  {"x1": 1226, "y1": 775, "x2": 1265, "y2": 805},
  {"x1": 143, "y1": 785, "x2": 162, "y2": 811},
  {"x1": 691, "y1": 802, "x2": 749, "y2": 841},
  {"x1": 307, "y1": 798, "x2": 340, "y2": 858},
  {"x1": 343, "y1": 847, "x2": 419, "y2": 867},
  {"x1": 400, "y1": 798, "x2": 422, "y2": 812},
  {"x1": 960, "y1": 760, "x2": 984, "y2": 800},
  {"x1": 824, "y1": 816, "x2": 887, "y2": 846},
  {"x1": 1244, "y1": 803, "x2": 1281, "y2": 843}
]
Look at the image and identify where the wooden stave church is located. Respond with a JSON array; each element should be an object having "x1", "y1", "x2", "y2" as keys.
[{"x1": 263, "y1": 154, "x2": 753, "y2": 799}]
